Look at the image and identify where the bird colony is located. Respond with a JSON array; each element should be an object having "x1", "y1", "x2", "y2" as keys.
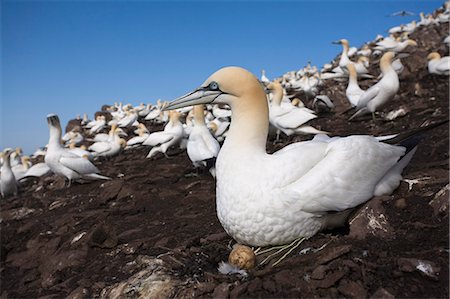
[{"x1": 1, "y1": 3, "x2": 449, "y2": 299}]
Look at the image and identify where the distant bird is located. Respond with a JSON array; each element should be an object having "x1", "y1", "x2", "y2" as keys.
[
  {"x1": 11, "y1": 156, "x2": 31, "y2": 181},
  {"x1": 45, "y1": 114, "x2": 110, "y2": 186},
  {"x1": 350, "y1": 52, "x2": 399, "y2": 120},
  {"x1": 88, "y1": 124, "x2": 126, "y2": 158},
  {"x1": 144, "y1": 110, "x2": 185, "y2": 159},
  {"x1": 68, "y1": 143, "x2": 94, "y2": 161},
  {"x1": 346, "y1": 63, "x2": 364, "y2": 107},
  {"x1": 163, "y1": 66, "x2": 423, "y2": 247},
  {"x1": 261, "y1": 70, "x2": 270, "y2": 83},
  {"x1": 267, "y1": 81, "x2": 326, "y2": 140},
  {"x1": 427, "y1": 52, "x2": 450, "y2": 75},
  {"x1": 22, "y1": 162, "x2": 52, "y2": 179},
  {"x1": 388, "y1": 10, "x2": 415, "y2": 17},
  {"x1": 312, "y1": 95, "x2": 335, "y2": 113},
  {"x1": 333, "y1": 39, "x2": 352, "y2": 70},
  {"x1": 1, "y1": 149, "x2": 18, "y2": 198},
  {"x1": 374, "y1": 38, "x2": 417, "y2": 53},
  {"x1": 187, "y1": 105, "x2": 220, "y2": 176}
]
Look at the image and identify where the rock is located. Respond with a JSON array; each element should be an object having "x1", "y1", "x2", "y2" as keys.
[
  {"x1": 338, "y1": 279, "x2": 367, "y2": 298},
  {"x1": 200, "y1": 232, "x2": 229, "y2": 243},
  {"x1": 100, "y1": 258, "x2": 176, "y2": 298},
  {"x1": 349, "y1": 197, "x2": 394, "y2": 239},
  {"x1": 212, "y1": 282, "x2": 230, "y2": 299},
  {"x1": 371, "y1": 287, "x2": 395, "y2": 299},
  {"x1": 312, "y1": 269, "x2": 347, "y2": 289},
  {"x1": 429, "y1": 183, "x2": 449, "y2": 216},
  {"x1": 311, "y1": 265, "x2": 329, "y2": 280},
  {"x1": 88, "y1": 224, "x2": 118, "y2": 249},
  {"x1": 398, "y1": 258, "x2": 440, "y2": 280},
  {"x1": 262, "y1": 279, "x2": 277, "y2": 293},
  {"x1": 316, "y1": 245, "x2": 352, "y2": 265},
  {"x1": 230, "y1": 282, "x2": 248, "y2": 298},
  {"x1": 66, "y1": 287, "x2": 90, "y2": 299},
  {"x1": 246, "y1": 277, "x2": 262, "y2": 293},
  {"x1": 98, "y1": 181, "x2": 123, "y2": 203},
  {"x1": 394, "y1": 198, "x2": 407, "y2": 209},
  {"x1": 1, "y1": 207, "x2": 35, "y2": 221}
]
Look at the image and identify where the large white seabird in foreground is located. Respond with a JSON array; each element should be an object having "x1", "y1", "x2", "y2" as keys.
[
  {"x1": 45, "y1": 114, "x2": 110, "y2": 185},
  {"x1": 164, "y1": 66, "x2": 419, "y2": 247}
]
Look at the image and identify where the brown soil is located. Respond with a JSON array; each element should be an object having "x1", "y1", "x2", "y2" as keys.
[{"x1": 1, "y1": 17, "x2": 449, "y2": 299}]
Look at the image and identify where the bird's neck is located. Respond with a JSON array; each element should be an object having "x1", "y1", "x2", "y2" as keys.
[
  {"x1": 380, "y1": 61, "x2": 393, "y2": 74},
  {"x1": 349, "y1": 69, "x2": 358, "y2": 85},
  {"x1": 223, "y1": 96, "x2": 269, "y2": 154},
  {"x1": 272, "y1": 89, "x2": 283, "y2": 106},
  {"x1": 342, "y1": 44, "x2": 349, "y2": 55},
  {"x1": 48, "y1": 126, "x2": 62, "y2": 149}
]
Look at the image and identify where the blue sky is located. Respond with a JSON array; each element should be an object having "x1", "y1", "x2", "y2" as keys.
[{"x1": 1, "y1": 0, "x2": 442, "y2": 154}]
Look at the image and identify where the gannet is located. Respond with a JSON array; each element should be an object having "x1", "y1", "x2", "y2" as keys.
[
  {"x1": 22, "y1": 162, "x2": 52, "y2": 179},
  {"x1": 10, "y1": 147, "x2": 23, "y2": 167},
  {"x1": 88, "y1": 124, "x2": 126, "y2": 157},
  {"x1": 427, "y1": 52, "x2": 450, "y2": 75},
  {"x1": 134, "y1": 123, "x2": 149, "y2": 135},
  {"x1": 31, "y1": 147, "x2": 47, "y2": 159},
  {"x1": 68, "y1": 143, "x2": 94, "y2": 161},
  {"x1": 126, "y1": 129, "x2": 150, "y2": 148},
  {"x1": 1, "y1": 149, "x2": 18, "y2": 197},
  {"x1": 357, "y1": 45, "x2": 372, "y2": 57},
  {"x1": 207, "y1": 119, "x2": 230, "y2": 143},
  {"x1": 388, "y1": 10, "x2": 415, "y2": 17},
  {"x1": 117, "y1": 109, "x2": 138, "y2": 128},
  {"x1": 350, "y1": 52, "x2": 399, "y2": 120},
  {"x1": 268, "y1": 81, "x2": 326, "y2": 138},
  {"x1": 62, "y1": 131, "x2": 84, "y2": 145},
  {"x1": 88, "y1": 115, "x2": 106, "y2": 134},
  {"x1": 45, "y1": 114, "x2": 110, "y2": 185},
  {"x1": 261, "y1": 70, "x2": 270, "y2": 83},
  {"x1": 333, "y1": 39, "x2": 351, "y2": 70},
  {"x1": 187, "y1": 105, "x2": 220, "y2": 176},
  {"x1": 11, "y1": 156, "x2": 31, "y2": 181},
  {"x1": 143, "y1": 110, "x2": 185, "y2": 159},
  {"x1": 345, "y1": 63, "x2": 364, "y2": 107},
  {"x1": 164, "y1": 66, "x2": 420, "y2": 246},
  {"x1": 375, "y1": 38, "x2": 417, "y2": 53}
]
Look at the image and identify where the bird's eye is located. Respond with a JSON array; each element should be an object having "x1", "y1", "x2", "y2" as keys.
[{"x1": 209, "y1": 81, "x2": 219, "y2": 91}]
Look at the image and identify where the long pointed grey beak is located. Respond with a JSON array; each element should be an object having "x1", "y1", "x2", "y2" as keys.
[
  {"x1": 163, "y1": 88, "x2": 223, "y2": 111},
  {"x1": 332, "y1": 40, "x2": 341, "y2": 44}
]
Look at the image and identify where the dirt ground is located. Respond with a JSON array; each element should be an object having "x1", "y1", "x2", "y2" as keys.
[{"x1": 1, "y1": 15, "x2": 449, "y2": 299}]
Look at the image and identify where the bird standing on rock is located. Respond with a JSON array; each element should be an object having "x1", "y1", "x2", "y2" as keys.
[
  {"x1": 45, "y1": 114, "x2": 110, "y2": 186},
  {"x1": 1, "y1": 149, "x2": 18, "y2": 198},
  {"x1": 350, "y1": 51, "x2": 399, "y2": 120},
  {"x1": 187, "y1": 105, "x2": 221, "y2": 177},
  {"x1": 144, "y1": 110, "x2": 185, "y2": 159},
  {"x1": 163, "y1": 66, "x2": 418, "y2": 247}
]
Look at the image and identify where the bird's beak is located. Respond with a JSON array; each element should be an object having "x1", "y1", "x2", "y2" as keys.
[
  {"x1": 164, "y1": 88, "x2": 222, "y2": 111},
  {"x1": 332, "y1": 40, "x2": 341, "y2": 44}
]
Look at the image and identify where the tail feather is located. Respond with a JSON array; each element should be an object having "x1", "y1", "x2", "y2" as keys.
[{"x1": 82, "y1": 173, "x2": 111, "y2": 180}]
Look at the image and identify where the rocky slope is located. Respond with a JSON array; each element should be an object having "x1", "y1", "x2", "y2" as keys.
[{"x1": 1, "y1": 10, "x2": 449, "y2": 299}]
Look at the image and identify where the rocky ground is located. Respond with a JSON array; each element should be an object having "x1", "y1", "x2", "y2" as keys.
[{"x1": 1, "y1": 17, "x2": 449, "y2": 299}]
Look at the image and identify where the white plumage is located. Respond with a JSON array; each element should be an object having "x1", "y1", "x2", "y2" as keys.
[
  {"x1": 427, "y1": 52, "x2": 450, "y2": 75},
  {"x1": 45, "y1": 114, "x2": 110, "y2": 184},
  {"x1": 187, "y1": 105, "x2": 220, "y2": 172},
  {"x1": 164, "y1": 66, "x2": 416, "y2": 246},
  {"x1": 144, "y1": 110, "x2": 185, "y2": 159}
]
